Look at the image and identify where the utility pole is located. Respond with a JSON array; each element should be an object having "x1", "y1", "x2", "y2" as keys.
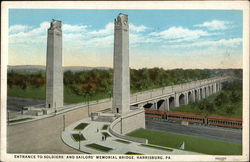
[{"x1": 63, "y1": 115, "x2": 65, "y2": 131}]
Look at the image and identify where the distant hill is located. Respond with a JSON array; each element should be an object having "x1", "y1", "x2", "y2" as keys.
[{"x1": 7, "y1": 65, "x2": 111, "y2": 72}]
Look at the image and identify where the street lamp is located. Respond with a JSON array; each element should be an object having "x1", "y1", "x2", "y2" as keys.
[
  {"x1": 63, "y1": 115, "x2": 65, "y2": 131},
  {"x1": 78, "y1": 131, "x2": 81, "y2": 151},
  {"x1": 84, "y1": 92, "x2": 90, "y2": 117}
]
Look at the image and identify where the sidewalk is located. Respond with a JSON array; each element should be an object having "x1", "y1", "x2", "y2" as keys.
[{"x1": 61, "y1": 118, "x2": 202, "y2": 155}]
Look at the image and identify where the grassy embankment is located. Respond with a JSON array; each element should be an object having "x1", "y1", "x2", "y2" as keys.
[
  {"x1": 127, "y1": 129, "x2": 242, "y2": 155},
  {"x1": 7, "y1": 86, "x2": 110, "y2": 104}
]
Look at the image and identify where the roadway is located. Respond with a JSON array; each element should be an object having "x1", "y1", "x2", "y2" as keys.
[{"x1": 145, "y1": 118, "x2": 242, "y2": 144}]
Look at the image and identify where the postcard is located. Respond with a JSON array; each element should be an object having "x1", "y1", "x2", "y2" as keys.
[{"x1": 1, "y1": 1, "x2": 249, "y2": 162}]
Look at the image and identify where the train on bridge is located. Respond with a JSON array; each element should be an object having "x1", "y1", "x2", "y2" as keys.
[{"x1": 145, "y1": 109, "x2": 242, "y2": 129}]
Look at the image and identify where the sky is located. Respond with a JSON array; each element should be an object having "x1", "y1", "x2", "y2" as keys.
[{"x1": 8, "y1": 9, "x2": 243, "y2": 69}]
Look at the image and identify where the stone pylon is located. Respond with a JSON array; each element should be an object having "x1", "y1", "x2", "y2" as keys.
[
  {"x1": 46, "y1": 20, "x2": 63, "y2": 108},
  {"x1": 112, "y1": 13, "x2": 130, "y2": 114}
]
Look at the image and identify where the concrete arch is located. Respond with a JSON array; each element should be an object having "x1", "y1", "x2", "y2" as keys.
[
  {"x1": 188, "y1": 91, "x2": 194, "y2": 104},
  {"x1": 143, "y1": 103, "x2": 153, "y2": 109},
  {"x1": 179, "y1": 93, "x2": 185, "y2": 106},
  {"x1": 200, "y1": 88, "x2": 203, "y2": 99},
  {"x1": 195, "y1": 89, "x2": 199, "y2": 101},
  {"x1": 169, "y1": 97, "x2": 175, "y2": 108},
  {"x1": 157, "y1": 99, "x2": 165, "y2": 110}
]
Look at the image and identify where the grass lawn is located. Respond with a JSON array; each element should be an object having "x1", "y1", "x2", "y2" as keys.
[
  {"x1": 8, "y1": 86, "x2": 45, "y2": 100},
  {"x1": 9, "y1": 118, "x2": 33, "y2": 123},
  {"x1": 102, "y1": 124, "x2": 109, "y2": 130},
  {"x1": 127, "y1": 129, "x2": 242, "y2": 155},
  {"x1": 74, "y1": 123, "x2": 89, "y2": 130},
  {"x1": 7, "y1": 86, "x2": 110, "y2": 104},
  {"x1": 141, "y1": 144, "x2": 173, "y2": 152},
  {"x1": 114, "y1": 139, "x2": 131, "y2": 144},
  {"x1": 125, "y1": 151, "x2": 143, "y2": 155},
  {"x1": 85, "y1": 143, "x2": 112, "y2": 152},
  {"x1": 71, "y1": 133, "x2": 86, "y2": 141}
]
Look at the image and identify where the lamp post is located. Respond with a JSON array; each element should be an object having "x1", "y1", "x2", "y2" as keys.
[
  {"x1": 78, "y1": 131, "x2": 81, "y2": 151},
  {"x1": 63, "y1": 115, "x2": 65, "y2": 131},
  {"x1": 84, "y1": 92, "x2": 90, "y2": 117}
]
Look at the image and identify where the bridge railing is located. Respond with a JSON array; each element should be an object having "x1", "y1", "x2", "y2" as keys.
[{"x1": 130, "y1": 76, "x2": 229, "y2": 103}]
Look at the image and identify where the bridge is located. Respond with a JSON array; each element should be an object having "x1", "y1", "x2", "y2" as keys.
[
  {"x1": 7, "y1": 76, "x2": 231, "y2": 154},
  {"x1": 129, "y1": 76, "x2": 229, "y2": 111}
]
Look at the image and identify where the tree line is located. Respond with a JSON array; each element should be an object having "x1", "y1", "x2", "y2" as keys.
[
  {"x1": 191, "y1": 80, "x2": 242, "y2": 115},
  {"x1": 7, "y1": 68, "x2": 241, "y2": 97}
]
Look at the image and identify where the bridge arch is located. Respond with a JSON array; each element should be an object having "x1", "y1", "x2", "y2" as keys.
[
  {"x1": 200, "y1": 88, "x2": 203, "y2": 99},
  {"x1": 157, "y1": 99, "x2": 165, "y2": 110},
  {"x1": 169, "y1": 97, "x2": 175, "y2": 108},
  {"x1": 195, "y1": 89, "x2": 199, "y2": 101},
  {"x1": 179, "y1": 93, "x2": 185, "y2": 106},
  {"x1": 188, "y1": 91, "x2": 194, "y2": 104},
  {"x1": 143, "y1": 103, "x2": 153, "y2": 109}
]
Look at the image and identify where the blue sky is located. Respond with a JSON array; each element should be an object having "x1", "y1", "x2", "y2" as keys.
[{"x1": 9, "y1": 9, "x2": 243, "y2": 69}]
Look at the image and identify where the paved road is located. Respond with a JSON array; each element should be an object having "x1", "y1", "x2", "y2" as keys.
[
  {"x1": 146, "y1": 118, "x2": 242, "y2": 144},
  {"x1": 7, "y1": 101, "x2": 112, "y2": 154}
]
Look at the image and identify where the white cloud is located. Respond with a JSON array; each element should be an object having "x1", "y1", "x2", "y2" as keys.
[
  {"x1": 194, "y1": 20, "x2": 231, "y2": 30},
  {"x1": 89, "y1": 23, "x2": 114, "y2": 36},
  {"x1": 9, "y1": 25, "x2": 32, "y2": 34},
  {"x1": 150, "y1": 26, "x2": 209, "y2": 42},
  {"x1": 130, "y1": 24, "x2": 148, "y2": 33},
  {"x1": 167, "y1": 38, "x2": 242, "y2": 49},
  {"x1": 62, "y1": 24, "x2": 88, "y2": 33},
  {"x1": 130, "y1": 33, "x2": 160, "y2": 45},
  {"x1": 85, "y1": 35, "x2": 113, "y2": 47},
  {"x1": 88, "y1": 22, "x2": 148, "y2": 36}
]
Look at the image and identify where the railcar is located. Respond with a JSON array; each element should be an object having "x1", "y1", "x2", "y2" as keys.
[
  {"x1": 206, "y1": 115, "x2": 242, "y2": 129},
  {"x1": 144, "y1": 109, "x2": 242, "y2": 129}
]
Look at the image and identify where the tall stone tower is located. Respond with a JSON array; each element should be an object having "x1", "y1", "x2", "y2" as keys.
[
  {"x1": 112, "y1": 13, "x2": 130, "y2": 114},
  {"x1": 46, "y1": 20, "x2": 63, "y2": 108}
]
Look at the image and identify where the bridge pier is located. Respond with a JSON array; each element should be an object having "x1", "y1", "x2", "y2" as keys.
[
  {"x1": 213, "y1": 83, "x2": 217, "y2": 93},
  {"x1": 191, "y1": 90, "x2": 195, "y2": 103},
  {"x1": 165, "y1": 98, "x2": 169, "y2": 111},
  {"x1": 174, "y1": 93, "x2": 180, "y2": 107},
  {"x1": 185, "y1": 92, "x2": 189, "y2": 105},
  {"x1": 153, "y1": 101, "x2": 157, "y2": 109}
]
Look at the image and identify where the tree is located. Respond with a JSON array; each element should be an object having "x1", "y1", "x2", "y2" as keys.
[
  {"x1": 197, "y1": 99, "x2": 214, "y2": 112},
  {"x1": 230, "y1": 90, "x2": 241, "y2": 103},
  {"x1": 225, "y1": 105, "x2": 235, "y2": 114},
  {"x1": 215, "y1": 92, "x2": 230, "y2": 106}
]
